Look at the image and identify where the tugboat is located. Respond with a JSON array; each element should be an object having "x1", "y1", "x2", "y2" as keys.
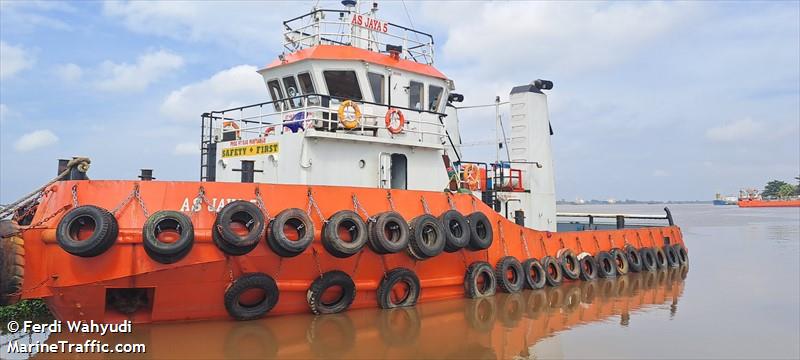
[
  {"x1": 737, "y1": 189, "x2": 800, "y2": 208},
  {"x1": 0, "y1": 1, "x2": 687, "y2": 323}
]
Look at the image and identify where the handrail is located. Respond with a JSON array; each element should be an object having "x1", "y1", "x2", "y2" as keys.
[
  {"x1": 556, "y1": 207, "x2": 675, "y2": 228},
  {"x1": 206, "y1": 93, "x2": 447, "y2": 117}
]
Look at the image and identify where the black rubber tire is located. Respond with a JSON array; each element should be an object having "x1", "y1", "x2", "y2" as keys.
[
  {"x1": 322, "y1": 210, "x2": 367, "y2": 258},
  {"x1": 558, "y1": 249, "x2": 581, "y2": 280},
  {"x1": 640, "y1": 248, "x2": 658, "y2": 272},
  {"x1": 664, "y1": 245, "x2": 680, "y2": 268},
  {"x1": 214, "y1": 200, "x2": 264, "y2": 255},
  {"x1": 610, "y1": 248, "x2": 630, "y2": 275},
  {"x1": 267, "y1": 208, "x2": 314, "y2": 257},
  {"x1": 377, "y1": 268, "x2": 420, "y2": 309},
  {"x1": 439, "y1": 210, "x2": 470, "y2": 252},
  {"x1": 407, "y1": 214, "x2": 446, "y2": 260},
  {"x1": 522, "y1": 258, "x2": 546, "y2": 290},
  {"x1": 224, "y1": 273, "x2": 279, "y2": 321},
  {"x1": 464, "y1": 261, "x2": 496, "y2": 298},
  {"x1": 142, "y1": 210, "x2": 194, "y2": 264},
  {"x1": 653, "y1": 246, "x2": 668, "y2": 269},
  {"x1": 0, "y1": 236, "x2": 24, "y2": 306},
  {"x1": 494, "y1": 256, "x2": 524, "y2": 293},
  {"x1": 368, "y1": 211, "x2": 410, "y2": 254},
  {"x1": 673, "y1": 243, "x2": 688, "y2": 265},
  {"x1": 541, "y1": 256, "x2": 563, "y2": 287},
  {"x1": 466, "y1": 212, "x2": 493, "y2": 251},
  {"x1": 626, "y1": 245, "x2": 643, "y2": 273},
  {"x1": 56, "y1": 205, "x2": 118, "y2": 257},
  {"x1": 307, "y1": 270, "x2": 356, "y2": 315},
  {"x1": 578, "y1": 254, "x2": 598, "y2": 281},
  {"x1": 595, "y1": 251, "x2": 617, "y2": 278}
]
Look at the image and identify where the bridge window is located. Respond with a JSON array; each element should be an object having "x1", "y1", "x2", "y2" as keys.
[
  {"x1": 297, "y1": 72, "x2": 319, "y2": 106},
  {"x1": 282, "y1": 76, "x2": 302, "y2": 109},
  {"x1": 267, "y1": 80, "x2": 285, "y2": 111},
  {"x1": 368, "y1": 72, "x2": 385, "y2": 104},
  {"x1": 429, "y1": 85, "x2": 443, "y2": 112},
  {"x1": 323, "y1": 70, "x2": 362, "y2": 100},
  {"x1": 409, "y1": 81, "x2": 423, "y2": 110}
]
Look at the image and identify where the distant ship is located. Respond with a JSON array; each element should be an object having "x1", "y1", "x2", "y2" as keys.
[
  {"x1": 712, "y1": 193, "x2": 737, "y2": 206},
  {"x1": 737, "y1": 189, "x2": 800, "y2": 208}
]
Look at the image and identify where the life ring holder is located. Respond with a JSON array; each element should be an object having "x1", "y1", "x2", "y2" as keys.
[
  {"x1": 462, "y1": 164, "x2": 481, "y2": 191},
  {"x1": 385, "y1": 108, "x2": 405, "y2": 134},
  {"x1": 222, "y1": 121, "x2": 241, "y2": 139},
  {"x1": 337, "y1": 100, "x2": 361, "y2": 129}
]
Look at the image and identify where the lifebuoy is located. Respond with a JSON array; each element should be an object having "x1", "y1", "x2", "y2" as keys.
[
  {"x1": 222, "y1": 121, "x2": 241, "y2": 139},
  {"x1": 462, "y1": 164, "x2": 481, "y2": 191},
  {"x1": 385, "y1": 108, "x2": 405, "y2": 134},
  {"x1": 337, "y1": 100, "x2": 361, "y2": 129}
]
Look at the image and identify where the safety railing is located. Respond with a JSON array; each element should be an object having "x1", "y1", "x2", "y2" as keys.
[
  {"x1": 556, "y1": 207, "x2": 675, "y2": 229},
  {"x1": 282, "y1": 9, "x2": 435, "y2": 65}
]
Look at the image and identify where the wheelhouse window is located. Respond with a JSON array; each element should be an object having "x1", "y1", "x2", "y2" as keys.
[
  {"x1": 282, "y1": 76, "x2": 302, "y2": 109},
  {"x1": 428, "y1": 85, "x2": 444, "y2": 112},
  {"x1": 323, "y1": 70, "x2": 362, "y2": 100},
  {"x1": 409, "y1": 81, "x2": 423, "y2": 110},
  {"x1": 297, "y1": 72, "x2": 318, "y2": 106},
  {"x1": 267, "y1": 80, "x2": 285, "y2": 111},
  {"x1": 368, "y1": 72, "x2": 385, "y2": 104}
]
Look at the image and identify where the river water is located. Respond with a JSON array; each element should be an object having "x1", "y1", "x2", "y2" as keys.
[{"x1": 3, "y1": 204, "x2": 799, "y2": 359}]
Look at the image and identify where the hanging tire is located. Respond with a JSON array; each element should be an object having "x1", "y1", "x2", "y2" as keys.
[
  {"x1": 407, "y1": 214, "x2": 446, "y2": 260},
  {"x1": 541, "y1": 256, "x2": 563, "y2": 287},
  {"x1": 56, "y1": 205, "x2": 118, "y2": 257},
  {"x1": 494, "y1": 256, "x2": 524, "y2": 293},
  {"x1": 368, "y1": 211, "x2": 410, "y2": 254},
  {"x1": 626, "y1": 245, "x2": 643, "y2": 272},
  {"x1": 466, "y1": 212, "x2": 493, "y2": 250},
  {"x1": 0, "y1": 235, "x2": 24, "y2": 306},
  {"x1": 439, "y1": 210, "x2": 470, "y2": 252},
  {"x1": 577, "y1": 253, "x2": 598, "y2": 281},
  {"x1": 610, "y1": 248, "x2": 629, "y2": 275},
  {"x1": 522, "y1": 258, "x2": 546, "y2": 290},
  {"x1": 464, "y1": 261, "x2": 496, "y2": 298},
  {"x1": 653, "y1": 247, "x2": 668, "y2": 269},
  {"x1": 142, "y1": 210, "x2": 194, "y2": 264},
  {"x1": 595, "y1": 251, "x2": 617, "y2": 278},
  {"x1": 663, "y1": 245, "x2": 680, "y2": 268},
  {"x1": 267, "y1": 208, "x2": 314, "y2": 257},
  {"x1": 640, "y1": 248, "x2": 657, "y2": 272},
  {"x1": 224, "y1": 273, "x2": 279, "y2": 320},
  {"x1": 377, "y1": 268, "x2": 420, "y2": 309},
  {"x1": 307, "y1": 270, "x2": 356, "y2": 315},
  {"x1": 322, "y1": 210, "x2": 367, "y2": 258},
  {"x1": 557, "y1": 249, "x2": 580, "y2": 280},
  {"x1": 214, "y1": 200, "x2": 264, "y2": 256},
  {"x1": 673, "y1": 243, "x2": 688, "y2": 265}
]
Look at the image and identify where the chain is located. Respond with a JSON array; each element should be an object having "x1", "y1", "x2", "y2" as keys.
[
  {"x1": 7, "y1": 277, "x2": 50, "y2": 298},
  {"x1": 12, "y1": 187, "x2": 52, "y2": 222},
  {"x1": 311, "y1": 247, "x2": 324, "y2": 276},
  {"x1": 71, "y1": 185, "x2": 79, "y2": 208},
  {"x1": 576, "y1": 236, "x2": 584, "y2": 253},
  {"x1": 306, "y1": 188, "x2": 328, "y2": 224},
  {"x1": 134, "y1": 185, "x2": 150, "y2": 218},
  {"x1": 621, "y1": 233, "x2": 629, "y2": 247},
  {"x1": 352, "y1": 251, "x2": 363, "y2": 273},
  {"x1": 459, "y1": 249, "x2": 469, "y2": 269},
  {"x1": 111, "y1": 184, "x2": 148, "y2": 218},
  {"x1": 498, "y1": 220, "x2": 508, "y2": 256},
  {"x1": 254, "y1": 187, "x2": 271, "y2": 220},
  {"x1": 611, "y1": 234, "x2": 617, "y2": 248},
  {"x1": 446, "y1": 193, "x2": 456, "y2": 210},
  {"x1": 558, "y1": 237, "x2": 565, "y2": 249},
  {"x1": 520, "y1": 230, "x2": 531, "y2": 258},
  {"x1": 276, "y1": 257, "x2": 284, "y2": 277},
  {"x1": 386, "y1": 190, "x2": 396, "y2": 211},
  {"x1": 111, "y1": 186, "x2": 137, "y2": 215},
  {"x1": 648, "y1": 230, "x2": 656, "y2": 247},
  {"x1": 539, "y1": 234, "x2": 548, "y2": 255},
  {"x1": 471, "y1": 196, "x2": 477, "y2": 211},
  {"x1": 420, "y1": 196, "x2": 431, "y2": 215},
  {"x1": 636, "y1": 232, "x2": 643, "y2": 247},
  {"x1": 225, "y1": 257, "x2": 235, "y2": 283},
  {"x1": 193, "y1": 186, "x2": 215, "y2": 214},
  {"x1": 594, "y1": 235, "x2": 601, "y2": 251},
  {"x1": 352, "y1": 194, "x2": 375, "y2": 223},
  {"x1": 21, "y1": 205, "x2": 70, "y2": 232}
]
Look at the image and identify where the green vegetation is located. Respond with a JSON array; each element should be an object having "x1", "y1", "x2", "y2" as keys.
[
  {"x1": 0, "y1": 300, "x2": 53, "y2": 333},
  {"x1": 762, "y1": 178, "x2": 800, "y2": 198}
]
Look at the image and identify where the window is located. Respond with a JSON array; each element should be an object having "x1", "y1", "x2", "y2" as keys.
[
  {"x1": 282, "y1": 76, "x2": 303, "y2": 109},
  {"x1": 368, "y1": 72, "x2": 385, "y2": 104},
  {"x1": 323, "y1": 71, "x2": 362, "y2": 100},
  {"x1": 297, "y1": 72, "x2": 318, "y2": 106},
  {"x1": 428, "y1": 85, "x2": 444, "y2": 112},
  {"x1": 267, "y1": 80, "x2": 285, "y2": 111},
  {"x1": 409, "y1": 81, "x2": 423, "y2": 110}
]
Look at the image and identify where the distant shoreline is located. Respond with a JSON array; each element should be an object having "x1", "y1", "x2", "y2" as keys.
[{"x1": 557, "y1": 200, "x2": 712, "y2": 205}]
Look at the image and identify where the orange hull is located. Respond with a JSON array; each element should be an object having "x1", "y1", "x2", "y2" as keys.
[
  {"x1": 21, "y1": 180, "x2": 685, "y2": 323},
  {"x1": 738, "y1": 199, "x2": 800, "y2": 207}
]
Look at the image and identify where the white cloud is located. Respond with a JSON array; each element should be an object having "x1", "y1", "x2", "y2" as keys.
[
  {"x1": 161, "y1": 65, "x2": 266, "y2": 121},
  {"x1": 54, "y1": 63, "x2": 82, "y2": 82},
  {"x1": 14, "y1": 129, "x2": 59, "y2": 152},
  {"x1": 0, "y1": 41, "x2": 35, "y2": 79},
  {"x1": 173, "y1": 142, "x2": 199, "y2": 155},
  {"x1": 706, "y1": 118, "x2": 764, "y2": 142},
  {"x1": 95, "y1": 50, "x2": 184, "y2": 92}
]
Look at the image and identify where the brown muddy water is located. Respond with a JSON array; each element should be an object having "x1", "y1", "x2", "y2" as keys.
[{"x1": 3, "y1": 204, "x2": 799, "y2": 359}]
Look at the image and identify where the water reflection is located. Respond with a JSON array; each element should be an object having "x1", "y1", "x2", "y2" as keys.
[{"x1": 31, "y1": 267, "x2": 687, "y2": 359}]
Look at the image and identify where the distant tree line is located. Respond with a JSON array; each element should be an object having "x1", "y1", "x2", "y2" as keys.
[{"x1": 761, "y1": 176, "x2": 800, "y2": 198}]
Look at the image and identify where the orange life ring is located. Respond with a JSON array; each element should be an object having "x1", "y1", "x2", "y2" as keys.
[
  {"x1": 462, "y1": 164, "x2": 481, "y2": 191},
  {"x1": 385, "y1": 108, "x2": 405, "y2": 134},
  {"x1": 338, "y1": 100, "x2": 361, "y2": 129},
  {"x1": 222, "y1": 121, "x2": 241, "y2": 139}
]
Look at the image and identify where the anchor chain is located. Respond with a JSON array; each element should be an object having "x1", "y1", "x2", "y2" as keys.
[
  {"x1": 21, "y1": 205, "x2": 70, "y2": 232},
  {"x1": 71, "y1": 185, "x2": 79, "y2": 208}
]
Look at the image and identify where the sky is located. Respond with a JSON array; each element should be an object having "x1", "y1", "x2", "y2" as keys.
[{"x1": 0, "y1": 0, "x2": 798, "y2": 203}]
